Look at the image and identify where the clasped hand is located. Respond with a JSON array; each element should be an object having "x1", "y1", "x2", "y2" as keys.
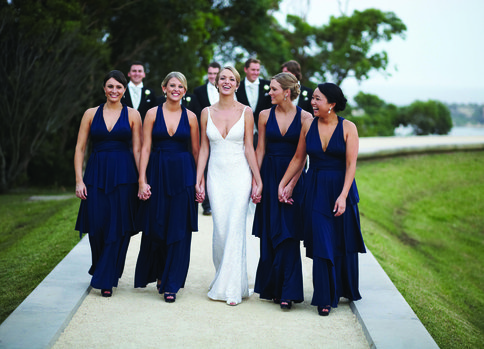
[{"x1": 138, "y1": 183, "x2": 151, "y2": 201}]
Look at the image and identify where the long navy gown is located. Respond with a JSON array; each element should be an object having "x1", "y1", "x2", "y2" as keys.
[
  {"x1": 252, "y1": 106, "x2": 305, "y2": 303},
  {"x1": 75, "y1": 104, "x2": 139, "y2": 290},
  {"x1": 304, "y1": 116, "x2": 366, "y2": 308},
  {"x1": 134, "y1": 106, "x2": 198, "y2": 294}
]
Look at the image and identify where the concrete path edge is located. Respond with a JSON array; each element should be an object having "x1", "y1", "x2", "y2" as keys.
[{"x1": 0, "y1": 236, "x2": 91, "y2": 349}]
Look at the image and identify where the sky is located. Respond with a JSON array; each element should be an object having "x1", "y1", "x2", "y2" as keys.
[{"x1": 275, "y1": 0, "x2": 484, "y2": 106}]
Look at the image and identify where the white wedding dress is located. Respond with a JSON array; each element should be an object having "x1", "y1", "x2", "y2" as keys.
[{"x1": 206, "y1": 106, "x2": 252, "y2": 305}]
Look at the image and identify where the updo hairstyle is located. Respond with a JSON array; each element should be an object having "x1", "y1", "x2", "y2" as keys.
[
  {"x1": 272, "y1": 72, "x2": 300, "y2": 101},
  {"x1": 317, "y1": 83, "x2": 347, "y2": 112}
]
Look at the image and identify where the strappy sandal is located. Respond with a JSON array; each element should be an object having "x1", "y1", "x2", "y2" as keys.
[
  {"x1": 164, "y1": 293, "x2": 176, "y2": 303},
  {"x1": 280, "y1": 300, "x2": 293, "y2": 310},
  {"x1": 318, "y1": 306, "x2": 331, "y2": 316},
  {"x1": 101, "y1": 289, "x2": 112, "y2": 297}
]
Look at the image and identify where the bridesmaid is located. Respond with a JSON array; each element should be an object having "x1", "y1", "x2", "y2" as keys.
[
  {"x1": 135, "y1": 72, "x2": 199, "y2": 303},
  {"x1": 278, "y1": 83, "x2": 366, "y2": 316},
  {"x1": 74, "y1": 70, "x2": 142, "y2": 297},
  {"x1": 252, "y1": 72, "x2": 312, "y2": 310}
]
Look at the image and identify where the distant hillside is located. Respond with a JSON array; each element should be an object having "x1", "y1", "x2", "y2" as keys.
[{"x1": 447, "y1": 103, "x2": 484, "y2": 126}]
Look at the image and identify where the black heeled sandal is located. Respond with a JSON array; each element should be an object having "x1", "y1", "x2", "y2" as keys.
[
  {"x1": 280, "y1": 300, "x2": 293, "y2": 310},
  {"x1": 164, "y1": 292, "x2": 176, "y2": 303},
  {"x1": 101, "y1": 289, "x2": 112, "y2": 297},
  {"x1": 318, "y1": 306, "x2": 331, "y2": 316}
]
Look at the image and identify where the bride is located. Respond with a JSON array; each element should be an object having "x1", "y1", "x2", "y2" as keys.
[{"x1": 196, "y1": 66, "x2": 263, "y2": 306}]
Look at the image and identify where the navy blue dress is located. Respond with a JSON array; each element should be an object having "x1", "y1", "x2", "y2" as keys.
[
  {"x1": 252, "y1": 106, "x2": 305, "y2": 302},
  {"x1": 75, "y1": 104, "x2": 139, "y2": 290},
  {"x1": 304, "y1": 116, "x2": 366, "y2": 308},
  {"x1": 134, "y1": 106, "x2": 198, "y2": 294}
]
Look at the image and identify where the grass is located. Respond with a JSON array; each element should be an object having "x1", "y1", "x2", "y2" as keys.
[
  {"x1": 357, "y1": 151, "x2": 484, "y2": 349},
  {"x1": 0, "y1": 192, "x2": 80, "y2": 324}
]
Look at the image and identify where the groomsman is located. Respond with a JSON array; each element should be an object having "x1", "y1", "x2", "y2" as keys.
[
  {"x1": 192, "y1": 62, "x2": 221, "y2": 216},
  {"x1": 281, "y1": 60, "x2": 313, "y2": 115},
  {"x1": 236, "y1": 58, "x2": 272, "y2": 127},
  {"x1": 123, "y1": 61, "x2": 158, "y2": 121},
  {"x1": 193, "y1": 62, "x2": 221, "y2": 121}
]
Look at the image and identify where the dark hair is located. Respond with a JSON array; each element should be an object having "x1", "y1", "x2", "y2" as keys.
[
  {"x1": 317, "y1": 83, "x2": 347, "y2": 112},
  {"x1": 103, "y1": 70, "x2": 128, "y2": 88},
  {"x1": 272, "y1": 72, "x2": 300, "y2": 101},
  {"x1": 245, "y1": 58, "x2": 261, "y2": 68},
  {"x1": 130, "y1": 61, "x2": 145, "y2": 70},
  {"x1": 281, "y1": 60, "x2": 302, "y2": 81},
  {"x1": 208, "y1": 62, "x2": 221, "y2": 70}
]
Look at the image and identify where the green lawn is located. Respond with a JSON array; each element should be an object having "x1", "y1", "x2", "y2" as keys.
[
  {"x1": 0, "y1": 192, "x2": 80, "y2": 323},
  {"x1": 357, "y1": 151, "x2": 484, "y2": 349}
]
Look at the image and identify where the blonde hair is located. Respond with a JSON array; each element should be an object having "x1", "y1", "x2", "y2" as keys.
[
  {"x1": 216, "y1": 66, "x2": 241, "y2": 88},
  {"x1": 272, "y1": 72, "x2": 300, "y2": 101},
  {"x1": 161, "y1": 72, "x2": 188, "y2": 91}
]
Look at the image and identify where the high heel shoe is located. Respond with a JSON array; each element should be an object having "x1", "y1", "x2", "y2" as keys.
[
  {"x1": 318, "y1": 306, "x2": 331, "y2": 316},
  {"x1": 164, "y1": 293, "x2": 176, "y2": 303},
  {"x1": 101, "y1": 289, "x2": 112, "y2": 297},
  {"x1": 280, "y1": 300, "x2": 292, "y2": 310},
  {"x1": 226, "y1": 300, "x2": 238, "y2": 306}
]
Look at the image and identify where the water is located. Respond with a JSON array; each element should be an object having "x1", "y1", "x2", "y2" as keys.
[
  {"x1": 395, "y1": 125, "x2": 484, "y2": 137},
  {"x1": 449, "y1": 126, "x2": 484, "y2": 136}
]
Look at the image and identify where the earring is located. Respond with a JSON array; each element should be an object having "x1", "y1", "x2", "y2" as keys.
[
  {"x1": 328, "y1": 107, "x2": 332, "y2": 114},
  {"x1": 284, "y1": 95, "x2": 287, "y2": 101},
  {"x1": 164, "y1": 93, "x2": 167, "y2": 98}
]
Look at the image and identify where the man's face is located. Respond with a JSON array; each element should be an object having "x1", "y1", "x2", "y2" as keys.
[
  {"x1": 128, "y1": 65, "x2": 145, "y2": 85},
  {"x1": 207, "y1": 67, "x2": 220, "y2": 85},
  {"x1": 244, "y1": 63, "x2": 260, "y2": 83}
]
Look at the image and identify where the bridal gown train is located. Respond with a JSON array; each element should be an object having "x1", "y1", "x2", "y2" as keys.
[{"x1": 206, "y1": 106, "x2": 252, "y2": 305}]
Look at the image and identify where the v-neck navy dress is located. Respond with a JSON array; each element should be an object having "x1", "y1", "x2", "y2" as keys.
[
  {"x1": 134, "y1": 105, "x2": 197, "y2": 294},
  {"x1": 252, "y1": 106, "x2": 305, "y2": 303},
  {"x1": 75, "y1": 104, "x2": 139, "y2": 290},
  {"x1": 304, "y1": 116, "x2": 366, "y2": 308}
]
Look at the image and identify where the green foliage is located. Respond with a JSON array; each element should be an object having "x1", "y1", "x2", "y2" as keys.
[
  {"x1": 279, "y1": 9, "x2": 406, "y2": 86},
  {"x1": 0, "y1": 193, "x2": 79, "y2": 323},
  {"x1": 397, "y1": 100, "x2": 453, "y2": 135},
  {"x1": 0, "y1": 2, "x2": 109, "y2": 192},
  {"x1": 357, "y1": 152, "x2": 484, "y2": 348},
  {"x1": 346, "y1": 92, "x2": 398, "y2": 136}
]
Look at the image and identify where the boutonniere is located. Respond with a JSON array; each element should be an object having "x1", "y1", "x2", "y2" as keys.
[
  {"x1": 302, "y1": 90, "x2": 308, "y2": 100},
  {"x1": 145, "y1": 90, "x2": 151, "y2": 96},
  {"x1": 186, "y1": 96, "x2": 191, "y2": 103},
  {"x1": 263, "y1": 84, "x2": 270, "y2": 91}
]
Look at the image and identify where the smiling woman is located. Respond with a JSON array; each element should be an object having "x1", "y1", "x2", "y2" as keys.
[
  {"x1": 195, "y1": 66, "x2": 263, "y2": 306},
  {"x1": 134, "y1": 71, "x2": 200, "y2": 303},
  {"x1": 74, "y1": 70, "x2": 142, "y2": 298}
]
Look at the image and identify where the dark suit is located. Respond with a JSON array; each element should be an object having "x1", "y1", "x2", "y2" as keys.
[
  {"x1": 298, "y1": 85, "x2": 314, "y2": 115},
  {"x1": 236, "y1": 78, "x2": 272, "y2": 127},
  {"x1": 123, "y1": 85, "x2": 158, "y2": 121},
  {"x1": 193, "y1": 82, "x2": 212, "y2": 121}
]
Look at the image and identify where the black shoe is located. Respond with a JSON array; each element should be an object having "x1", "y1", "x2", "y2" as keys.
[
  {"x1": 101, "y1": 289, "x2": 112, "y2": 297},
  {"x1": 164, "y1": 293, "x2": 176, "y2": 303},
  {"x1": 318, "y1": 306, "x2": 331, "y2": 316},
  {"x1": 280, "y1": 300, "x2": 292, "y2": 310},
  {"x1": 202, "y1": 208, "x2": 212, "y2": 216}
]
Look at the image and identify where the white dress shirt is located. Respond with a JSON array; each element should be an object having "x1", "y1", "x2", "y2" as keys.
[
  {"x1": 128, "y1": 81, "x2": 143, "y2": 110},
  {"x1": 245, "y1": 77, "x2": 259, "y2": 111},
  {"x1": 207, "y1": 82, "x2": 219, "y2": 106}
]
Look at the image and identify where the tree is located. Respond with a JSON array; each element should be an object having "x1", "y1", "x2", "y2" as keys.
[
  {"x1": 346, "y1": 92, "x2": 397, "y2": 136},
  {"x1": 0, "y1": 2, "x2": 107, "y2": 192},
  {"x1": 279, "y1": 9, "x2": 406, "y2": 86},
  {"x1": 396, "y1": 100, "x2": 453, "y2": 135}
]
